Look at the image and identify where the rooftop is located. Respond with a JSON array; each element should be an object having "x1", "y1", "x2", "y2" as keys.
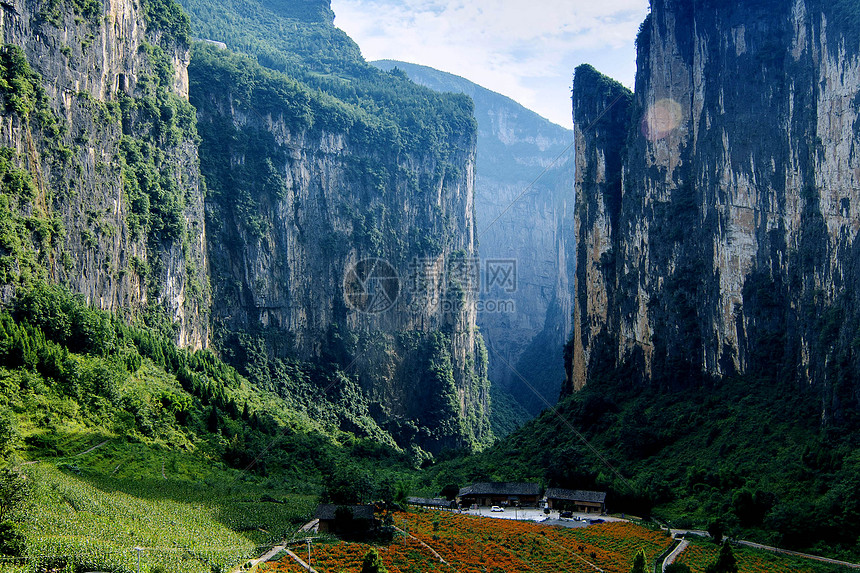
[
  {"x1": 458, "y1": 482, "x2": 541, "y2": 497},
  {"x1": 544, "y1": 488, "x2": 606, "y2": 503},
  {"x1": 407, "y1": 497, "x2": 454, "y2": 507},
  {"x1": 314, "y1": 504, "x2": 376, "y2": 521}
]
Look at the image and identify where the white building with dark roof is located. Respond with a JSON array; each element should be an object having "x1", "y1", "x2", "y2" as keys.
[{"x1": 456, "y1": 482, "x2": 541, "y2": 507}]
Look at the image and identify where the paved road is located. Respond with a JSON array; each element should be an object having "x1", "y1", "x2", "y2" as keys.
[
  {"x1": 459, "y1": 507, "x2": 618, "y2": 525},
  {"x1": 668, "y1": 531, "x2": 860, "y2": 570},
  {"x1": 662, "y1": 539, "x2": 689, "y2": 571},
  {"x1": 733, "y1": 539, "x2": 860, "y2": 569}
]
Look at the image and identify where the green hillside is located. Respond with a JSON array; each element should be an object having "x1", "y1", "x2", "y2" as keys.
[
  {"x1": 0, "y1": 282, "x2": 417, "y2": 571},
  {"x1": 177, "y1": 0, "x2": 474, "y2": 163}
]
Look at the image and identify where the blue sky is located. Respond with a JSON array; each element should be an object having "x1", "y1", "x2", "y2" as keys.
[{"x1": 330, "y1": 0, "x2": 650, "y2": 128}]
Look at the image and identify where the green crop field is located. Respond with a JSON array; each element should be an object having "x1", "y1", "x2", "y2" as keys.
[{"x1": 3, "y1": 462, "x2": 314, "y2": 573}]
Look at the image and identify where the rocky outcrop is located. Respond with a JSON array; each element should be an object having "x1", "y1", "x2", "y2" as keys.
[
  {"x1": 568, "y1": 65, "x2": 632, "y2": 392},
  {"x1": 568, "y1": 0, "x2": 860, "y2": 417},
  {"x1": 372, "y1": 60, "x2": 576, "y2": 416},
  {"x1": 0, "y1": 0, "x2": 209, "y2": 348},
  {"x1": 191, "y1": 47, "x2": 491, "y2": 452}
]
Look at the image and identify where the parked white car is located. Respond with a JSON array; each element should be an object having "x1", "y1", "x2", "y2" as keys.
[{"x1": 490, "y1": 506, "x2": 504, "y2": 512}]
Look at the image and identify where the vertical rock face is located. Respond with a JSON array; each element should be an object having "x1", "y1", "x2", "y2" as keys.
[
  {"x1": 569, "y1": 65, "x2": 632, "y2": 392},
  {"x1": 191, "y1": 48, "x2": 491, "y2": 452},
  {"x1": 371, "y1": 60, "x2": 576, "y2": 417},
  {"x1": 0, "y1": 0, "x2": 209, "y2": 348},
  {"x1": 568, "y1": 0, "x2": 860, "y2": 416}
]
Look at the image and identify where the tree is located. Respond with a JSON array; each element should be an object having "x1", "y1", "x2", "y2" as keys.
[
  {"x1": 707, "y1": 520, "x2": 724, "y2": 544},
  {"x1": 0, "y1": 521, "x2": 24, "y2": 556},
  {"x1": 394, "y1": 480, "x2": 410, "y2": 506},
  {"x1": 360, "y1": 548, "x2": 387, "y2": 573},
  {"x1": 440, "y1": 483, "x2": 459, "y2": 501},
  {"x1": 323, "y1": 464, "x2": 374, "y2": 505},
  {"x1": 630, "y1": 548, "x2": 647, "y2": 573},
  {"x1": 206, "y1": 406, "x2": 220, "y2": 433},
  {"x1": 665, "y1": 564, "x2": 692, "y2": 573},
  {"x1": 705, "y1": 542, "x2": 738, "y2": 573},
  {"x1": 0, "y1": 409, "x2": 19, "y2": 458}
]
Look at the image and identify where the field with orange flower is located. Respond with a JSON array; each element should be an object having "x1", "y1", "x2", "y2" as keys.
[
  {"x1": 266, "y1": 511, "x2": 856, "y2": 572},
  {"x1": 268, "y1": 510, "x2": 672, "y2": 573}
]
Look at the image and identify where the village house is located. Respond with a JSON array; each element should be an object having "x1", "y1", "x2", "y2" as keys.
[
  {"x1": 407, "y1": 497, "x2": 457, "y2": 510},
  {"x1": 543, "y1": 488, "x2": 606, "y2": 514},
  {"x1": 314, "y1": 504, "x2": 377, "y2": 534},
  {"x1": 456, "y1": 482, "x2": 541, "y2": 508}
]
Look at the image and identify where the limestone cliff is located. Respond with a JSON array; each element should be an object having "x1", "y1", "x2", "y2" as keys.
[
  {"x1": 0, "y1": 0, "x2": 495, "y2": 452},
  {"x1": 568, "y1": 0, "x2": 860, "y2": 418},
  {"x1": 0, "y1": 0, "x2": 209, "y2": 348},
  {"x1": 190, "y1": 45, "x2": 491, "y2": 453},
  {"x1": 372, "y1": 60, "x2": 576, "y2": 418}
]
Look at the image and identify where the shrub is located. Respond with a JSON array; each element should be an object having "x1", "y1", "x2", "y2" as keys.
[{"x1": 360, "y1": 549, "x2": 386, "y2": 573}]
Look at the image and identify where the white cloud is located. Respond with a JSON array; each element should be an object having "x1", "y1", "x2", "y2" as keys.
[{"x1": 330, "y1": 0, "x2": 650, "y2": 127}]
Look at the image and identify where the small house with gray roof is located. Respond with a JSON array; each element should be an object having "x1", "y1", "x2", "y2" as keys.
[
  {"x1": 543, "y1": 488, "x2": 606, "y2": 513},
  {"x1": 314, "y1": 504, "x2": 377, "y2": 534}
]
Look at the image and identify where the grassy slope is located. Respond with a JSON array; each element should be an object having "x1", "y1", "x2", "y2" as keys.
[{"x1": 0, "y1": 282, "x2": 415, "y2": 572}]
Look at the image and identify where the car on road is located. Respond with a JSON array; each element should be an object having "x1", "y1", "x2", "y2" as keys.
[
  {"x1": 559, "y1": 511, "x2": 573, "y2": 518},
  {"x1": 490, "y1": 506, "x2": 504, "y2": 512}
]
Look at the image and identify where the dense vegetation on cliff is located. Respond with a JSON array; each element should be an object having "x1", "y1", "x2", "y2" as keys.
[
  {"x1": 179, "y1": 0, "x2": 475, "y2": 165},
  {"x1": 178, "y1": 0, "x2": 491, "y2": 454}
]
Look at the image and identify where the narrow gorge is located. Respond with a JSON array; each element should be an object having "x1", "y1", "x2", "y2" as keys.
[{"x1": 372, "y1": 60, "x2": 576, "y2": 422}]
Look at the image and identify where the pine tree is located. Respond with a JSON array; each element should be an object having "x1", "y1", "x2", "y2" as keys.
[
  {"x1": 206, "y1": 406, "x2": 220, "y2": 433},
  {"x1": 705, "y1": 542, "x2": 738, "y2": 573},
  {"x1": 630, "y1": 548, "x2": 646, "y2": 573}
]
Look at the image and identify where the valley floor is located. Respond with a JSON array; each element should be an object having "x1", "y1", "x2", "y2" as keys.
[{"x1": 263, "y1": 510, "x2": 848, "y2": 573}]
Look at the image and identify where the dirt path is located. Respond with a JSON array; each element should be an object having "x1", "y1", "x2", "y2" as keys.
[
  {"x1": 392, "y1": 525, "x2": 448, "y2": 564},
  {"x1": 285, "y1": 548, "x2": 319, "y2": 572},
  {"x1": 76, "y1": 439, "x2": 109, "y2": 456},
  {"x1": 228, "y1": 520, "x2": 321, "y2": 573}
]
